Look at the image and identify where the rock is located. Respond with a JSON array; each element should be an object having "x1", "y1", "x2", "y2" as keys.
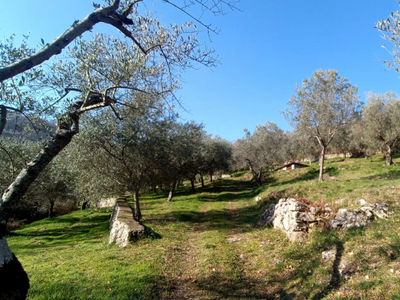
[
  {"x1": 227, "y1": 237, "x2": 241, "y2": 243},
  {"x1": 331, "y1": 203, "x2": 390, "y2": 229},
  {"x1": 255, "y1": 196, "x2": 262, "y2": 202},
  {"x1": 322, "y1": 250, "x2": 335, "y2": 260},
  {"x1": 259, "y1": 198, "x2": 392, "y2": 243},
  {"x1": 372, "y1": 203, "x2": 390, "y2": 219},
  {"x1": 257, "y1": 204, "x2": 275, "y2": 225},
  {"x1": 287, "y1": 231, "x2": 307, "y2": 242},
  {"x1": 109, "y1": 198, "x2": 146, "y2": 247},
  {"x1": 359, "y1": 199, "x2": 367, "y2": 206}
]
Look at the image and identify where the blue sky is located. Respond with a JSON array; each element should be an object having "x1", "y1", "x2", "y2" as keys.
[{"x1": 1, "y1": 1, "x2": 400, "y2": 142}]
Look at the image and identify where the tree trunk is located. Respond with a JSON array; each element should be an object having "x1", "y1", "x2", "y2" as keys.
[
  {"x1": 0, "y1": 128, "x2": 76, "y2": 231},
  {"x1": 0, "y1": 105, "x2": 7, "y2": 136},
  {"x1": 248, "y1": 162, "x2": 262, "y2": 186},
  {"x1": 0, "y1": 126, "x2": 76, "y2": 300},
  {"x1": 190, "y1": 178, "x2": 195, "y2": 192},
  {"x1": 318, "y1": 145, "x2": 326, "y2": 182},
  {"x1": 200, "y1": 174, "x2": 204, "y2": 188},
  {"x1": 48, "y1": 200, "x2": 55, "y2": 218},
  {"x1": 210, "y1": 173, "x2": 213, "y2": 182},
  {"x1": 0, "y1": 238, "x2": 29, "y2": 300},
  {"x1": 132, "y1": 188, "x2": 141, "y2": 221},
  {"x1": 167, "y1": 182, "x2": 176, "y2": 202},
  {"x1": 385, "y1": 145, "x2": 394, "y2": 166}
]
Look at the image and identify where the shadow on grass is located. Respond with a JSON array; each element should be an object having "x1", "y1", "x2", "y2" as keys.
[
  {"x1": 360, "y1": 169, "x2": 400, "y2": 181},
  {"x1": 270, "y1": 168, "x2": 320, "y2": 187},
  {"x1": 311, "y1": 240, "x2": 344, "y2": 300}
]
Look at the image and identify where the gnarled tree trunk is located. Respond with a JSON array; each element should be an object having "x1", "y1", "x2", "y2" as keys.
[
  {"x1": 385, "y1": 144, "x2": 394, "y2": 166},
  {"x1": 318, "y1": 145, "x2": 326, "y2": 182},
  {"x1": 0, "y1": 126, "x2": 76, "y2": 299},
  {"x1": 167, "y1": 181, "x2": 176, "y2": 202},
  {"x1": 132, "y1": 188, "x2": 141, "y2": 221}
]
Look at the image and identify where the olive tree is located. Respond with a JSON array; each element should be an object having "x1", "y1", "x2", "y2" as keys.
[
  {"x1": 155, "y1": 120, "x2": 206, "y2": 201},
  {"x1": 376, "y1": 4, "x2": 400, "y2": 72},
  {"x1": 233, "y1": 122, "x2": 286, "y2": 186},
  {"x1": 284, "y1": 69, "x2": 360, "y2": 182},
  {"x1": 362, "y1": 92, "x2": 400, "y2": 165},
  {"x1": 199, "y1": 136, "x2": 232, "y2": 186}
]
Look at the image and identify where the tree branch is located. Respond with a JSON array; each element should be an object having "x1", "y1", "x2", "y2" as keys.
[{"x1": 0, "y1": 0, "x2": 133, "y2": 82}]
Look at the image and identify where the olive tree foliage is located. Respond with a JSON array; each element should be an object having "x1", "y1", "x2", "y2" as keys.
[
  {"x1": 233, "y1": 122, "x2": 286, "y2": 186},
  {"x1": 284, "y1": 129, "x2": 319, "y2": 164},
  {"x1": 362, "y1": 92, "x2": 400, "y2": 166},
  {"x1": 73, "y1": 104, "x2": 168, "y2": 221},
  {"x1": 156, "y1": 120, "x2": 206, "y2": 201},
  {"x1": 283, "y1": 69, "x2": 360, "y2": 182},
  {"x1": 199, "y1": 136, "x2": 232, "y2": 186},
  {"x1": 0, "y1": 138, "x2": 78, "y2": 221},
  {"x1": 376, "y1": 2, "x2": 400, "y2": 72}
]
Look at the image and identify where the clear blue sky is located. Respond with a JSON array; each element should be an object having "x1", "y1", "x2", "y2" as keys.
[{"x1": 1, "y1": 1, "x2": 400, "y2": 142}]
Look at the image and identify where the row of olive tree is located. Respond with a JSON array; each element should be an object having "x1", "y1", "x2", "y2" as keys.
[
  {"x1": 234, "y1": 69, "x2": 400, "y2": 185},
  {"x1": 61, "y1": 103, "x2": 232, "y2": 220}
]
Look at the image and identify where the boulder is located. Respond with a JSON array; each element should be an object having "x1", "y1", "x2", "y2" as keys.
[
  {"x1": 258, "y1": 198, "x2": 316, "y2": 242},
  {"x1": 259, "y1": 198, "x2": 391, "y2": 242},
  {"x1": 330, "y1": 203, "x2": 391, "y2": 229},
  {"x1": 109, "y1": 198, "x2": 146, "y2": 247}
]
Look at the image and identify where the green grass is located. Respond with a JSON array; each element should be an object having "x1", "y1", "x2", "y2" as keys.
[{"x1": 7, "y1": 154, "x2": 400, "y2": 299}]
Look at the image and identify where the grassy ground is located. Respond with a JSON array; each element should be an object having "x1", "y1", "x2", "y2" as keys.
[{"x1": 7, "y1": 155, "x2": 400, "y2": 299}]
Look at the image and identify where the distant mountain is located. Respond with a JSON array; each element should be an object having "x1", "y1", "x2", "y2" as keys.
[{"x1": 2, "y1": 112, "x2": 56, "y2": 141}]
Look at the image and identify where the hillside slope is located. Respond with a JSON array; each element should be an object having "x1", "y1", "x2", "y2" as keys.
[{"x1": 7, "y1": 155, "x2": 400, "y2": 299}]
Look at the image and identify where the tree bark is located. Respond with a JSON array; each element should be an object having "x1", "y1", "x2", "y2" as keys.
[
  {"x1": 0, "y1": 238, "x2": 29, "y2": 300},
  {"x1": 385, "y1": 144, "x2": 394, "y2": 166},
  {"x1": 167, "y1": 181, "x2": 176, "y2": 202},
  {"x1": 189, "y1": 178, "x2": 195, "y2": 192},
  {"x1": 248, "y1": 161, "x2": 262, "y2": 186},
  {"x1": 48, "y1": 200, "x2": 55, "y2": 218},
  {"x1": 0, "y1": 106, "x2": 7, "y2": 136},
  {"x1": 318, "y1": 145, "x2": 326, "y2": 182},
  {"x1": 132, "y1": 188, "x2": 141, "y2": 221},
  {"x1": 1, "y1": 128, "x2": 76, "y2": 232},
  {"x1": 0, "y1": 120, "x2": 77, "y2": 300}
]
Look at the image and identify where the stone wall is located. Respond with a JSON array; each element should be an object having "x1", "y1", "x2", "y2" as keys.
[
  {"x1": 109, "y1": 198, "x2": 146, "y2": 247},
  {"x1": 258, "y1": 198, "x2": 391, "y2": 242}
]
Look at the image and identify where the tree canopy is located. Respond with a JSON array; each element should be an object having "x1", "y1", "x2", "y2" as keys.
[{"x1": 284, "y1": 69, "x2": 360, "y2": 182}]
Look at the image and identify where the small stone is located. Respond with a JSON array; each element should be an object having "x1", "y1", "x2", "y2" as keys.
[{"x1": 322, "y1": 250, "x2": 335, "y2": 260}]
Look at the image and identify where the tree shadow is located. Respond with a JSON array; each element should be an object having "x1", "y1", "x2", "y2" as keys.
[
  {"x1": 311, "y1": 240, "x2": 344, "y2": 299},
  {"x1": 360, "y1": 169, "x2": 400, "y2": 181}
]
